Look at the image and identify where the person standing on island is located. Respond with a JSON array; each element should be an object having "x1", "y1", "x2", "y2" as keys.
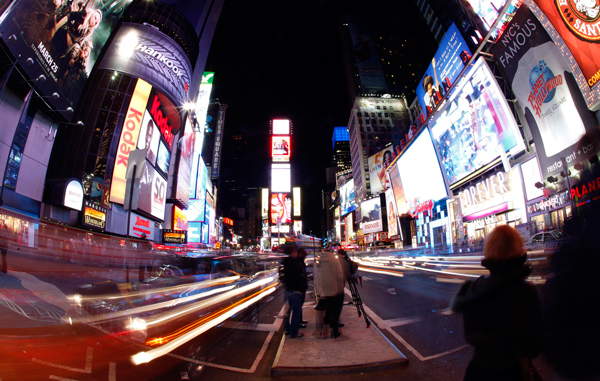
[{"x1": 281, "y1": 246, "x2": 307, "y2": 338}]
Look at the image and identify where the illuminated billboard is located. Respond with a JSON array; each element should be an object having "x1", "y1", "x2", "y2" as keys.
[
  {"x1": 173, "y1": 205, "x2": 188, "y2": 231},
  {"x1": 110, "y1": 79, "x2": 152, "y2": 204},
  {"x1": 156, "y1": 140, "x2": 170, "y2": 176},
  {"x1": 388, "y1": 162, "x2": 408, "y2": 216},
  {"x1": 361, "y1": 197, "x2": 383, "y2": 234},
  {"x1": 530, "y1": 0, "x2": 600, "y2": 109},
  {"x1": 261, "y1": 188, "x2": 269, "y2": 218},
  {"x1": 271, "y1": 164, "x2": 291, "y2": 193},
  {"x1": 415, "y1": 23, "x2": 472, "y2": 118},
  {"x1": 186, "y1": 199, "x2": 205, "y2": 223},
  {"x1": 137, "y1": 111, "x2": 160, "y2": 167},
  {"x1": 189, "y1": 72, "x2": 214, "y2": 198},
  {"x1": 188, "y1": 222, "x2": 202, "y2": 243},
  {"x1": 521, "y1": 156, "x2": 544, "y2": 201},
  {"x1": 429, "y1": 57, "x2": 525, "y2": 187},
  {"x1": 137, "y1": 164, "x2": 167, "y2": 220},
  {"x1": 0, "y1": 0, "x2": 133, "y2": 120},
  {"x1": 175, "y1": 116, "x2": 195, "y2": 208},
  {"x1": 368, "y1": 146, "x2": 395, "y2": 195},
  {"x1": 385, "y1": 188, "x2": 399, "y2": 237},
  {"x1": 466, "y1": 1, "x2": 523, "y2": 40},
  {"x1": 273, "y1": 119, "x2": 290, "y2": 135},
  {"x1": 340, "y1": 178, "x2": 356, "y2": 217},
  {"x1": 491, "y1": 3, "x2": 600, "y2": 180},
  {"x1": 271, "y1": 193, "x2": 292, "y2": 225},
  {"x1": 293, "y1": 220, "x2": 302, "y2": 235},
  {"x1": 293, "y1": 187, "x2": 301, "y2": 216},
  {"x1": 272, "y1": 136, "x2": 291, "y2": 162},
  {"x1": 397, "y1": 128, "x2": 448, "y2": 206}
]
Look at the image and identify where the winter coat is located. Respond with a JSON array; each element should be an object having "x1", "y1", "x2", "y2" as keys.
[
  {"x1": 281, "y1": 256, "x2": 307, "y2": 292},
  {"x1": 451, "y1": 255, "x2": 543, "y2": 372},
  {"x1": 314, "y1": 251, "x2": 345, "y2": 297}
]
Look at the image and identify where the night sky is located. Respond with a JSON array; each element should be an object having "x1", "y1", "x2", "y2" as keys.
[{"x1": 205, "y1": 0, "x2": 435, "y2": 237}]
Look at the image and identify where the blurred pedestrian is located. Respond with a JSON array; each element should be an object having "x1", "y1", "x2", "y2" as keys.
[
  {"x1": 315, "y1": 249, "x2": 348, "y2": 338},
  {"x1": 281, "y1": 246, "x2": 307, "y2": 338},
  {"x1": 0, "y1": 221, "x2": 8, "y2": 273},
  {"x1": 451, "y1": 225, "x2": 543, "y2": 381},
  {"x1": 296, "y1": 248, "x2": 309, "y2": 329}
]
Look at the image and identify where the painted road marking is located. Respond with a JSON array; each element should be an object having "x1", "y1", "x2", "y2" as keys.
[
  {"x1": 344, "y1": 289, "x2": 468, "y2": 362},
  {"x1": 109, "y1": 363, "x2": 116, "y2": 381},
  {"x1": 32, "y1": 347, "x2": 93, "y2": 374},
  {"x1": 49, "y1": 376, "x2": 79, "y2": 381}
]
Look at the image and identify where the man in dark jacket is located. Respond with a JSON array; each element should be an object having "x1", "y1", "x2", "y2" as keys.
[
  {"x1": 451, "y1": 225, "x2": 543, "y2": 380},
  {"x1": 281, "y1": 246, "x2": 307, "y2": 338}
]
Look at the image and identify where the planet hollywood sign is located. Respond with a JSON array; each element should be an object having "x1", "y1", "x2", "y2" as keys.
[{"x1": 527, "y1": 190, "x2": 570, "y2": 214}]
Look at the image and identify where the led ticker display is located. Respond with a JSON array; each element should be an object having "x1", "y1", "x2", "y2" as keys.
[
  {"x1": 271, "y1": 164, "x2": 291, "y2": 193},
  {"x1": 270, "y1": 193, "x2": 292, "y2": 225},
  {"x1": 272, "y1": 119, "x2": 290, "y2": 135},
  {"x1": 272, "y1": 136, "x2": 291, "y2": 162},
  {"x1": 429, "y1": 57, "x2": 525, "y2": 187}
]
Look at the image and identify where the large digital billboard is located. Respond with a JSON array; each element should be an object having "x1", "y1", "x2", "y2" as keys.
[
  {"x1": 491, "y1": 3, "x2": 600, "y2": 180},
  {"x1": 0, "y1": 0, "x2": 133, "y2": 119},
  {"x1": 466, "y1": 1, "x2": 523, "y2": 40},
  {"x1": 415, "y1": 23, "x2": 471, "y2": 118},
  {"x1": 156, "y1": 140, "x2": 170, "y2": 176},
  {"x1": 138, "y1": 163, "x2": 167, "y2": 220},
  {"x1": 272, "y1": 119, "x2": 290, "y2": 135},
  {"x1": 368, "y1": 146, "x2": 395, "y2": 195},
  {"x1": 272, "y1": 136, "x2": 291, "y2": 162},
  {"x1": 340, "y1": 178, "x2": 356, "y2": 217},
  {"x1": 530, "y1": 0, "x2": 600, "y2": 109},
  {"x1": 110, "y1": 79, "x2": 152, "y2": 204},
  {"x1": 137, "y1": 111, "x2": 161, "y2": 167},
  {"x1": 388, "y1": 162, "x2": 408, "y2": 216},
  {"x1": 261, "y1": 188, "x2": 269, "y2": 218},
  {"x1": 293, "y1": 187, "x2": 301, "y2": 216},
  {"x1": 429, "y1": 57, "x2": 525, "y2": 187},
  {"x1": 385, "y1": 188, "x2": 399, "y2": 237},
  {"x1": 397, "y1": 128, "x2": 448, "y2": 206},
  {"x1": 270, "y1": 193, "x2": 292, "y2": 225},
  {"x1": 174, "y1": 116, "x2": 195, "y2": 208},
  {"x1": 271, "y1": 164, "x2": 291, "y2": 193},
  {"x1": 361, "y1": 197, "x2": 383, "y2": 234},
  {"x1": 186, "y1": 198, "x2": 205, "y2": 223},
  {"x1": 521, "y1": 156, "x2": 544, "y2": 201}
]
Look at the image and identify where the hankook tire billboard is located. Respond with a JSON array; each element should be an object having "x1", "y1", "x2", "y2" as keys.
[{"x1": 98, "y1": 22, "x2": 192, "y2": 106}]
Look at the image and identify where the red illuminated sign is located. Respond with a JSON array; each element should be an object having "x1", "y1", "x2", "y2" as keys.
[
  {"x1": 150, "y1": 94, "x2": 174, "y2": 148},
  {"x1": 408, "y1": 199, "x2": 434, "y2": 218},
  {"x1": 223, "y1": 218, "x2": 234, "y2": 226},
  {"x1": 271, "y1": 193, "x2": 292, "y2": 225},
  {"x1": 272, "y1": 136, "x2": 291, "y2": 162}
]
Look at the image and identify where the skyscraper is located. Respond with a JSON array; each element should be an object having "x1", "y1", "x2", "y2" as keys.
[{"x1": 332, "y1": 127, "x2": 352, "y2": 172}]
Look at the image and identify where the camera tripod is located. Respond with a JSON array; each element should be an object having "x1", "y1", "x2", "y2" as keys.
[{"x1": 347, "y1": 276, "x2": 370, "y2": 327}]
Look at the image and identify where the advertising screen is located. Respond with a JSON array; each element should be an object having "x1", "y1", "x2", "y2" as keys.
[
  {"x1": 385, "y1": 188, "x2": 399, "y2": 237},
  {"x1": 361, "y1": 197, "x2": 383, "y2": 234},
  {"x1": 345, "y1": 213, "x2": 353, "y2": 242},
  {"x1": 173, "y1": 205, "x2": 188, "y2": 231},
  {"x1": 415, "y1": 23, "x2": 471, "y2": 118},
  {"x1": 293, "y1": 220, "x2": 302, "y2": 235},
  {"x1": 271, "y1": 164, "x2": 291, "y2": 193},
  {"x1": 137, "y1": 163, "x2": 167, "y2": 220},
  {"x1": 175, "y1": 116, "x2": 195, "y2": 208},
  {"x1": 129, "y1": 212, "x2": 154, "y2": 240},
  {"x1": 261, "y1": 188, "x2": 269, "y2": 218},
  {"x1": 195, "y1": 72, "x2": 214, "y2": 142},
  {"x1": 388, "y1": 162, "x2": 408, "y2": 216},
  {"x1": 194, "y1": 156, "x2": 207, "y2": 202},
  {"x1": 293, "y1": 187, "x2": 301, "y2": 216},
  {"x1": 0, "y1": 0, "x2": 133, "y2": 119},
  {"x1": 368, "y1": 146, "x2": 395, "y2": 195},
  {"x1": 491, "y1": 3, "x2": 600, "y2": 180},
  {"x1": 82, "y1": 200, "x2": 106, "y2": 230},
  {"x1": 110, "y1": 79, "x2": 152, "y2": 204},
  {"x1": 272, "y1": 136, "x2": 291, "y2": 162},
  {"x1": 466, "y1": 0, "x2": 522, "y2": 40},
  {"x1": 162, "y1": 230, "x2": 187, "y2": 244},
  {"x1": 520, "y1": 156, "x2": 545, "y2": 201},
  {"x1": 340, "y1": 178, "x2": 356, "y2": 217},
  {"x1": 156, "y1": 140, "x2": 170, "y2": 176},
  {"x1": 430, "y1": 57, "x2": 525, "y2": 186},
  {"x1": 186, "y1": 199, "x2": 205, "y2": 223},
  {"x1": 398, "y1": 128, "x2": 448, "y2": 206},
  {"x1": 531, "y1": 0, "x2": 600, "y2": 108},
  {"x1": 188, "y1": 222, "x2": 202, "y2": 243},
  {"x1": 137, "y1": 111, "x2": 160, "y2": 167},
  {"x1": 272, "y1": 119, "x2": 290, "y2": 135},
  {"x1": 270, "y1": 193, "x2": 292, "y2": 225}
]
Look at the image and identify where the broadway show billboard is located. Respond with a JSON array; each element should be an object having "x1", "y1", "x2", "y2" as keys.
[
  {"x1": 360, "y1": 197, "x2": 382, "y2": 234},
  {"x1": 529, "y1": 0, "x2": 600, "y2": 110},
  {"x1": 367, "y1": 146, "x2": 395, "y2": 195},
  {"x1": 415, "y1": 23, "x2": 471, "y2": 118},
  {"x1": 491, "y1": 4, "x2": 600, "y2": 180},
  {"x1": 429, "y1": 57, "x2": 525, "y2": 187},
  {"x1": 0, "y1": 0, "x2": 132, "y2": 119}
]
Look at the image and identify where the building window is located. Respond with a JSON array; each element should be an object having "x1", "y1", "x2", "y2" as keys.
[
  {"x1": 378, "y1": 113, "x2": 382, "y2": 117},
  {"x1": 384, "y1": 113, "x2": 388, "y2": 117},
  {"x1": 383, "y1": 106, "x2": 387, "y2": 110},
  {"x1": 391, "y1": 113, "x2": 395, "y2": 118},
  {"x1": 376, "y1": 106, "x2": 380, "y2": 110}
]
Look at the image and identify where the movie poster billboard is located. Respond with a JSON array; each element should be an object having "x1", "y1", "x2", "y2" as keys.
[
  {"x1": 415, "y1": 23, "x2": 471, "y2": 118},
  {"x1": 0, "y1": 0, "x2": 133, "y2": 119},
  {"x1": 367, "y1": 146, "x2": 395, "y2": 194},
  {"x1": 340, "y1": 178, "x2": 356, "y2": 217},
  {"x1": 385, "y1": 188, "x2": 399, "y2": 237},
  {"x1": 529, "y1": 0, "x2": 600, "y2": 110},
  {"x1": 430, "y1": 57, "x2": 525, "y2": 186},
  {"x1": 490, "y1": 4, "x2": 600, "y2": 180},
  {"x1": 270, "y1": 193, "x2": 292, "y2": 225},
  {"x1": 347, "y1": 18, "x2": 387, "y2": 94},
  {"x1": 360, "y1": 197, "x2": 382, "y2": 234}
]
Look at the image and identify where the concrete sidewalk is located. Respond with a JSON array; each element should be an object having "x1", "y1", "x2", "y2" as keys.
[{"x1": 271, "y1": 300, "x2": 408, "y2": 376}]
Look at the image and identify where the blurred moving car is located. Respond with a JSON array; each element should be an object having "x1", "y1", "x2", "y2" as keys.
[{"x1": 525, "y1": 229, "x2": 575, "y2": 252}]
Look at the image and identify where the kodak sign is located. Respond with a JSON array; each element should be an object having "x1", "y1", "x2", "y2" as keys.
[{"x1": 109, "y1": 79, "x2": 152, "y2": 204}]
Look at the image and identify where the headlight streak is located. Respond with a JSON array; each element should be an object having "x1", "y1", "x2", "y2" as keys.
[
  {"x1": 357, "y1": 267, "x2": 404, "y2": 277},
  {"x1": 131, "y1": 284, "x2": 277, "y2": 365}
]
